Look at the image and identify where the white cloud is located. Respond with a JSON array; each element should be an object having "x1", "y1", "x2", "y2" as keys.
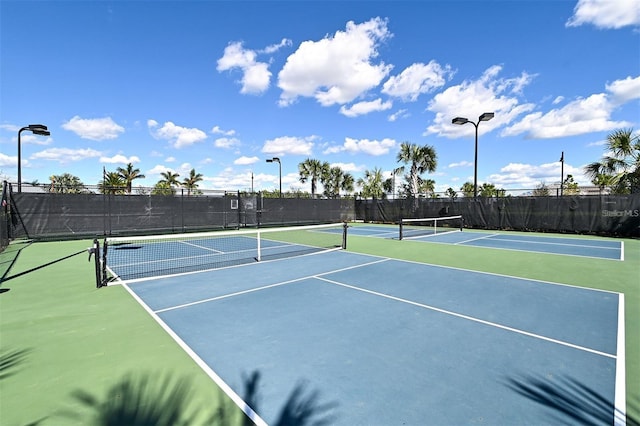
[
  {"x1": 486, "y1": 162, "x2": 587, "y2": 187},
  {"x1": 100, "y1": 154, "x2": 141, "y2": 164},
  {"x1": 0, "y1": 152, "x2": 17, "y2": 167},
  {"x1": 148, "y1": 120, "x2": 207, "y2": 148},
  {"x1": 214, "y1": 137, "x2": 241, "y2": 149},
  {"x1": 339, "y1": 98, "x2": 393, "y2": 117},
  {"x1": 234, "y1": 156, "x2": 259, "y2": 165},
  {"x1": 62, "y1": 116, "x2": 124, "y2": 141},
  {"x1": 502, "y1": 93, "x2": 630, "y2": 139},
  {"x1": 261, "y1": 38, "x2": 293, "y2": 54},
  {"x1": 324, "y1": 137, "x2": 396, "y2": 156},
  {"x1": 425, "y1": 65, "x2": 537, "y2": 138},
  {"x1": 19, "y1": 133, "x2": 53, "y2": 146},
  {"x1": 262, "y1": 136, "x2": 316, "y2": 156},
  {"x1": 329, "y1": 162, "x2": 365, "y2": 173},
  {"x1": 217, "y1": 41, "x2": 274, "y2": 94},
  {"x1": 277, "y1": 17, "x2": 392, "y2": 106},
  {"x1": 606, "y1": 75, "x2": 640, "y2": 105},
  {"x1": 388, "y1": 109, "x2": 409, "y2": 122},
  {"x1": 566, "y1": 0, "x2": 640, "y2": 29},
  {"x1": 448, "y1": 161, "x2": 473, "y2": 168},
  {"x1": 552, "y1": 96, "x2": 564, "y2": 105},
  {"x1": 382, "y1": 61, "x2": 453, "y2": 101},
  {"x1": 211, "y1": 125, "x2": 236, "y2": 136},
  {"x1": 165, "y1": 156, "x2": 176, "y2": 162},
  {"x1": 30, "y1": 147, "x2": 102, "y2": 163}
]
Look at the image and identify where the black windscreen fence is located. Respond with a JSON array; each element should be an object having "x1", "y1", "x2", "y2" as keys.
[
  {"x1": 10, "y1": 192, "x2": 357, "y2": 240},
  {"x1": 355, "y1": 195, "x2": 640, "y2": 237},
  {"x1": 7, "y1": 188, "x2": 639, "y2": 240}
]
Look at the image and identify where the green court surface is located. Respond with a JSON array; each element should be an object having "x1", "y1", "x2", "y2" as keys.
[{"x1": 0, "y1": 227, "x2": 638, "y2": 425}]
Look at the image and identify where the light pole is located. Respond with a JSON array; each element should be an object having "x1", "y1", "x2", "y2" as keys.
[
  {"x1": 559, "y1": 151, "x2": 564, "y2": 197},
  {"x1": 18, "y1": 124, "x2": 50, "y2": 193},
  {"x1": 266, "y1": 157, "x2": 281, "y2": 197},
  {"x1": 452, "y1": 112, "x2": 494, "y2": 199}
]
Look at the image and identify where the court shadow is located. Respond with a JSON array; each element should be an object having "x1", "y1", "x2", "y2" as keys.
[
  {"x1": 242, "y1": 370, "x2": 338, "y2": 426},
  {"x1": 506, "y1": 374, "x2": 639, "y2": 425},
  {"x1": 56, "y1": 370, "x2": 337, "y2": 425},
  {"x1": 0, "y1": 348, "x2": 32, "y2": 380},
  {"x1": 0, "y1": 240, "x2": 31, "y2": 285},
  {"x1": 2, "y1": 247, "x2": 87, "y2": 283}
]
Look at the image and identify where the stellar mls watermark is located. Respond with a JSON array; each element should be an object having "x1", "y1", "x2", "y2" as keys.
[{"x1": 602, "y1": 209, "x2": 640, "y2": 217}]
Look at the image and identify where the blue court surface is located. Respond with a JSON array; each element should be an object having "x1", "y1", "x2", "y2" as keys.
[
  {"x1": 121, "y1": 250, "x2": 625, "y2": 425},
  {"x1": 351, "y1": 225, "x2": 624, "y2": 260}
]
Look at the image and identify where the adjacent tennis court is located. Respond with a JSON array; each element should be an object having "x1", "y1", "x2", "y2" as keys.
[
  {"x1": 101, "y1": 224, "x2": 626, "y2": 425},
  {"x1": 348, "y1": 217, "x2": 625, "y2": 260}
]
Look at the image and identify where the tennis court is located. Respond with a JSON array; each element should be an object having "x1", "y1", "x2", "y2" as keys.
[
  {"x1": 1, "y1": 221, "x2": 637, "y2": 426},
  {"x1": 103, "y1": 224, "x2": 625, "y2": 425},
  {"x1": 349, "y1": 217, "x2": 625, "y2": 260}
]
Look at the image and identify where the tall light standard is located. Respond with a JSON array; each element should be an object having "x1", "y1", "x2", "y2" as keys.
[
  {"x1": 18, "y1": 124, "x2": 50, "y2": 193},
  {"x1": 559, "y1": 151, "x2": 564, "y2": 197},
  {"x1": 266, "y1": 157, "x2": 281, "y2": 197},
  {"x1": 452, "y1": 112, "x2": 494, "y2": 199}
]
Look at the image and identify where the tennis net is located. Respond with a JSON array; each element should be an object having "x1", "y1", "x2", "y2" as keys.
[
  {"x1": 99, "y1": 222, "x2": 348, "y2": 285},
  {"x1": 399, "y1": 215, "x2": 463, "y2": 240}
]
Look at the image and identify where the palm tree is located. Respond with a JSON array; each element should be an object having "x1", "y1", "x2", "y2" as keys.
[
  {"x1": 357, "y1": 167, "x2": 386, "y2": 199},
  {"x1": 298, "y1": 158, "x2": 330, "y2": 198},
  {"x1": 445, "y1": 187, "x2": 458, "y2": 200},
  {"x1": 321, "y1": 166, "x2": 354, "y2": 198},
  {"x1": 460, "y1": 182, "x2": 475, "y2": 198},
  {"x1": 395, "y1": 142, "x2": 438, "y2": 199},
  {"x1": 584, "y1": 128, "x2": 639, "y2": 194},
  {"x1": 151, "y1": 181, "x2": 175, "y2": 196},
  {"x1": 182, "y1": 168, "x2": 203, "y2": 196},
  {"x1": 49, "y1": 173, "x2": 87, "y2": 193},
  {"x1": 100, "y1": 172, "x2": 126, "y2": 194},
  {"x1": 117, "y1": 163, "x2": 145, "y2": 194},
  {"x1": 159, "y1": 171, "x2": 181, "y2": 188}
]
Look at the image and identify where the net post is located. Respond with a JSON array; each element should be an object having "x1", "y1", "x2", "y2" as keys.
[
  {"x1": 256, "y1": 230, "x2": 262, "y2": 262},
  {"x1": 342, "y1": 222, "x2": 348, "y2": 249},
  {"x1": 101, "y1": 238, "x2": 108, "y2": 287},
  {"x1": 399, "y1": 219, "x2": 404, "y2": 240},
  {"x1": 459, "y1": 215, "x2": 464, "y2": 232},
  {"x1": 91, "y1": 239, "x2": 102, "y2": 288}
]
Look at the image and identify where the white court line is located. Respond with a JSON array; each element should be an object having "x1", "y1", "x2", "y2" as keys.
[
  {"x1": 454, "y1": 233, "x2": 501, "y2": 245},
  {"x1": 614, "y1": 293, "x2": 626, "y2": 426},
  {"x1": 317, "y1": 275, "x2": 617, "y2": 360},
  {"x1": 179, "y1": 240, "x2": 224, "y2": 253},
  {"x1": 479, "y1": 236, "x2": 621, "y2": 250},
  {"x1": 154, "y1": 258, "x2": 391, "y2": 313},
  {"x1": 620, "y1": 241, "x2": 625, "y2": 261}
]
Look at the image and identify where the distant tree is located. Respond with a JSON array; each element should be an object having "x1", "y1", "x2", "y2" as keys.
[
  {"x1": 395, "y1": 142, "x2": 438, "y2": 199},
  {"x1": 562, "y1": 174, "x2": 579, "y2": 195},
  {"x1": 182, "y1": 168, "x2": 203, "y2": 196},
  {"x1": 584, "y1": 128, "x2": 640, "y2": 194},
  {"x1": 533, "y1": 182, "x2": 550, "y2": 196},
  {"x1": 151, "y1": 181, "x2": 175, "y2": 196},
  {"x1": 117, "y1": 163, "x2": 145, "y2": 194},
  {"x1": 591, "y1": 173, "x2": 615, "y2": 193},
  {"x1": 298, "y1": 158, "x2": 330, "y2": 198},
  {"x1": 445, "y1": 187, "x2": 458, "y2": 200},
  {"x1": 159, "y1": 171, "x2": 181, "y2": 188},
  {"x1": 460, "y1": 182, "x2": 475, "y2": 198},
  {"x1": 321, "y1": 166, "x2": 354, "y2": 198},
  {"x1": 357, "y1": 167, "x2": 386, "y2": 199},
  {"x1": 418, "y1": 178, "x2": 436, "y2": 197},
  {"x1": 49, "y1": 173, "x2": 87, "y2": 193},
  {"x1": 478, "y1": 183, "x2": 505, "y2": 197},
  {"x1": 99, "y1": 172, "x2": 126, "y2": 194}
]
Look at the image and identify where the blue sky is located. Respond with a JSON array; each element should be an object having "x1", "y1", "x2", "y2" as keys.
[{"x1": 1, "y1": 0, "x2": 639, "y2": 194}]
